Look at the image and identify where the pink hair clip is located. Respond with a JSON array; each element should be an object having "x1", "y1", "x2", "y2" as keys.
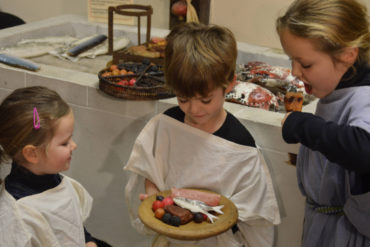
[{"x1": 33, "y1": 107, "x2": 40, "y2": 129}]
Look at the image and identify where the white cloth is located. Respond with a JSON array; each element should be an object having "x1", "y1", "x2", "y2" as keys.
[
  {"x1": 0, "y1": 175, "x2": 93, "y2": 247},
  {"x1": 124, "y1": 114, "x2": 280, "y2": 247}
]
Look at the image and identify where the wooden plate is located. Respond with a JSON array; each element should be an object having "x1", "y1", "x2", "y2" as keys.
[{"x1": 138, "y1": 190, "x2": 238, "y2": 240}]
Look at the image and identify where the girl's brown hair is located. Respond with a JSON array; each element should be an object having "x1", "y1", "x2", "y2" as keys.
[
  {"x1": 164, "y1": 22, "x2": 237, "y2": 98},
  {"x1": 0, "y1": 86, "x2": 70, "y2": 165},
  {"x1": 276, "y1": 0, "x2": 370, "y2": 64}
]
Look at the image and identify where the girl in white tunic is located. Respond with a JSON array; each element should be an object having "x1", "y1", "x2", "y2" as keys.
[
  {"x1": 0, "y1": 86, "x2": 98, "y2": 247},
  {"x1": 277, "y1": 0, "x2": 370, "y2": 246},
  {"x1": 124, "y1": 23, "x2": 280, "y2": 247}
]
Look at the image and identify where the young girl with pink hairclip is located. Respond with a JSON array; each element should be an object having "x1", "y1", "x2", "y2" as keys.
[{"x1": 0, "y1": 86, "x2": 105, "y2": 247}]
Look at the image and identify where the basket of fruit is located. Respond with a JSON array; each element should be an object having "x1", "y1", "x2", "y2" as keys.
[{"x1": 98, "y1": 59, "x2": 175, "y2": 100}]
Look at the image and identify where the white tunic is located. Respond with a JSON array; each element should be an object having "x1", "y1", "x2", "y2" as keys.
[
  {"x1": 124, "y1": 114, "x2": 280, "y2": 247},
  {"x1": 0, "y1": 175, "x2": 93, "y2": 247}
]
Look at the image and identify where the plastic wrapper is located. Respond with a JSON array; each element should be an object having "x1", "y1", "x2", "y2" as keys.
[
  {"x1": 230, "y1": 61, "x2": 315, "y2": 111},
  {"x1": 236, "y1": 61, "x2": 304, "y2": 94},
  {"x1": 226, "y1": 80, "x2": 279, "y2": 111}
]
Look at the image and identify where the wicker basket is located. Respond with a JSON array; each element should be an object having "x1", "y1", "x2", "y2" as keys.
[
  {"x1": 112, "y1": 50, "x2": 164, "y2": 66},
  {"x1": 98, "y1": 68, "x2": 175, "y2": 100}
]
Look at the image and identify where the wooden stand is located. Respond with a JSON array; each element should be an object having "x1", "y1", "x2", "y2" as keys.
[
  {"x1": 108, "y1": 4, "x2": 153, "y2": 55},
  {"x1": 108, "y1": 4, "x2": 157, "y2": 65}
]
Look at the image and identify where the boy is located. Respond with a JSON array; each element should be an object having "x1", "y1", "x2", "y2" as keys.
[{"x1": 124, "y1": 23, "x2": 280, "y2": 247}]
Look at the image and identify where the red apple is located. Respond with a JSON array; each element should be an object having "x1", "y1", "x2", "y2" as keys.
[
  {"x1": 162, "y1": 197, "x2": 174, "y2": 207},
  {"x1": 171, "y1": 1, "x2": 187, "y2": 17}
]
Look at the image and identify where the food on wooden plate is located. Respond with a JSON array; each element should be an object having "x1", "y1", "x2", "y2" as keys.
[
  {"x1": 284, "y1": 91, "x2": 304, "y2": 112},
  {"x1": 156, "y1": 195, "x2": 165, "y2": 201},
  {"x1": 172, "y1": 197, "x2": 224, "y2": 223},
  {"x1": 193, "y1": 212, "x2": 205, "y2": 223},
  {"x1": 154, "y1": 208, "x2": 165, "y2": 219},
  {"x1": 162, "y1": 196, "x2": 174, "y2": 207},
  {"x1": 162, "y1": 213, "x2": 181, "y2": 226},
  {"x1": 164, "y1": 204, "x2": 193, "y2": 225},
  {"x1": 149, "y1": 189, "x2": 225, "y2": 226},
  {"x1": 170, "y1": 188, "x2": 221, "y2": 206},
  {"x1": 152, "y1": 200, "x2": 165, "y2": 212}
]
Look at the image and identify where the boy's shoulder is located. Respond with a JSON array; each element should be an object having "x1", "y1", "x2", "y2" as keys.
[
  {"x1": 163, "y1": 106, "x2": 184, "y2": 122},
  {"x1": 163, "y1": 106, "x2": 256, "y2": 147},
  {"x1": 217, "y1": 112, "x2": 256, "y2": 147}
]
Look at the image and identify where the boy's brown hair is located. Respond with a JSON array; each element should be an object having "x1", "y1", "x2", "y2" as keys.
[{"x1": 164, "y1": 22, "x2": 237, "y2": 98}]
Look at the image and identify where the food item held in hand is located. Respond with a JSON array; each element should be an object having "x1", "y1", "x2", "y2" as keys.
[
  {"x1": 172, "y1": 197, "x2": 224, "y2": 223},
  {"x1": 284, "y1": 91, "x2": 304, "y2": 112},
  {"x1": 152, "y1": 200, "x2": 165, "y2": 212},
  {"x1": 171, "y1": 188, "x2": 221, "y2": 206},
  {"x1": 164, "y1": 204, "x2": 193, "y2": 225}
]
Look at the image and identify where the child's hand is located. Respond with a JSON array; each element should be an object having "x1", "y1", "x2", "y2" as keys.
[
  {"x1": 86, "y1": 241, "x2": 98, "y2": 247},
  {"x1": 281, "y1": 112, "x2": 292, "y2": 126},
  {"x1": 144, "y1": 179, "x2": 159, "y2": 200},
  {"x1": 139, "y1": 193, "x2": 149, "y2": 201}
]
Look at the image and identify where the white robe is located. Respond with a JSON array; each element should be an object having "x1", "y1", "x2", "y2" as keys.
[
  {"x1": 0, "y1": 175, "x2": 93, "y2": 247},
  {"x1": 124, "y1": 114, "x2": 280, "y2": 247}
]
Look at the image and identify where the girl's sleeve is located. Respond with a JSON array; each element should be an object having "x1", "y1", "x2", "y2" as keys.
[{"x1": 282, "y1": 111, "x2": 370, "y2": 172}]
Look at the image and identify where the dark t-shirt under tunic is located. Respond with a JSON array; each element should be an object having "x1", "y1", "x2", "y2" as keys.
[{"x1": 164, "y1": 106, "x2": 256, "y2": 147}]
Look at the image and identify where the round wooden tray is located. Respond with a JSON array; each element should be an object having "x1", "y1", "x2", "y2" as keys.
[{"x1": 138, "y1": 190, "x2": 238, "y2": 240}]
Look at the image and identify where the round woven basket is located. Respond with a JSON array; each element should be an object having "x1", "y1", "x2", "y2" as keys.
[{"x1": 98, "y1": 69, "x2": 175, "y2": 100}]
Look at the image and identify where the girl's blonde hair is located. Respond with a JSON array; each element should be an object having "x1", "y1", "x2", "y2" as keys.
[
  {"x1": 0, "y1": 86, "x2": 70, "y2": 164},
  {"x1": 276, "y1": 0, "x2": 370, "y2": 64},
  {"x1": 164, "y1": 22, "x2": 237, "y2": 98}
]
